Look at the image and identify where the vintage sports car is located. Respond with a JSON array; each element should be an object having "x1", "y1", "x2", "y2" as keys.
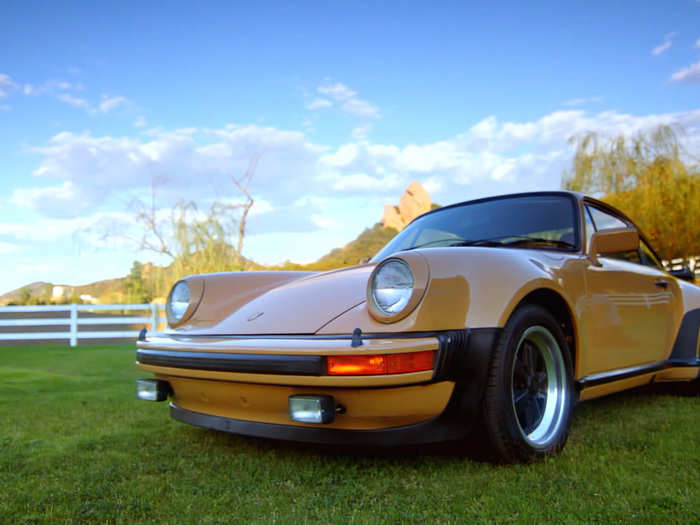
[{"x1": 136, "y1": 191, "x2": 700, "y2": 463}]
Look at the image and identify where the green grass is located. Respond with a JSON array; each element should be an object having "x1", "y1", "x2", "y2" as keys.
[{"x1": 1, "y1": 343, "x2": 698, "y2": 524}]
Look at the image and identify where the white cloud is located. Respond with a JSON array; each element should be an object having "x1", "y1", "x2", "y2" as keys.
[
  {"x1": 20, "y1": 77, "x2": 130, "y2": 114},
  {"x1": 57, "y1": 93, "x2": 89, "y2": 108},
  {"x1": 10, "y1": 181, "x2": 96, "y2": 218},
  {"x1": 99, "y1": 95, "x2": 128, "y2": 113},
  {"x1": 133, "y1": 116, "x2": 147, "y2": 128},
  {"x1": 342, "y1": 99, "x2": 380, "y2": 118},
  {"x1": 314, "y1": 80, "x2": 380, "y2": 119},
  {"x1": 652, "y1": 32, "x2": 677, "y2": 56},
  {"x1": 14, "y1": 108, "x2": 700, "y2": 269},
  {"x1": 670, "y1": 60, "x2": 700, "y2": 83},
  {"x1": 696, "y1": 38, "x2": 700, "y2": 48},
  {"x1": 318, "y1": 82, "x2": 356, "y2": 101},
  {"x1": 22, "y1": 125, "x2": 324, "y2": 224},
  {"x1": 351, "y1": 125, "x2": 372, "y2": 140},
  {"x1": 305, "y1": 98, "x2": 332, "y2": 110},
  {"x1": 651, "y1": 41, "x2": 672, "y2": 56},
  {"x1": 311, "y1": 214, "x2": 338, "y2": 229},
  {"x1": 0, "y1": 73, "x2": 16, "y2": 99}
]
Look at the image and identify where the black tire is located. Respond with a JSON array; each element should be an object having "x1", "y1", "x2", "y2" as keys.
[{"x1": 482, "y1": 304, "x2": 577, "y2": 463}]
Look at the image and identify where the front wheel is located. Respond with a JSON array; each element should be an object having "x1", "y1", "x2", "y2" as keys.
[{"x1": 482, "y1": 304, "x2": 577, "y2": 463}]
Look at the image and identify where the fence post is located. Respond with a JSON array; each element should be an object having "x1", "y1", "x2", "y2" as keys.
[
  {"x1": 69, "y1": 303, "x2": 78, "y2": 347},
  {"x1": 150, "y1": 303, "x2": 158, "y2": 333}
]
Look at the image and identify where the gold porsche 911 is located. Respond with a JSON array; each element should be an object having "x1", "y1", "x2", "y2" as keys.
[{"x1": 136, "y1": 191, "x2": 700, "y2": 463}]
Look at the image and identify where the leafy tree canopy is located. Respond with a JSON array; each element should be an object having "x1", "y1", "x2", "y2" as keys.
[{"x1": 562, "y1": 125, "x2": 699, "y2": 260}]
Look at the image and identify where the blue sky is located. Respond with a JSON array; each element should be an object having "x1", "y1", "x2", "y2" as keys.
[{"x1": 1, "y1": 1, "x2": 699, "y2": 295}]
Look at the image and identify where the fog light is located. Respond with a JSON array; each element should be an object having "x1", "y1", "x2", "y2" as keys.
[
  {"x1": 289, "y1": 395, "x2": 335, "y2": 424},
  {"x1": 136, "y1": 379, "x2": 172, "y2": 402}
]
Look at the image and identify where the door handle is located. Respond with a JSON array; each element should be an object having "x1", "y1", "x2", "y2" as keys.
[{"x1": 654, "y1": 279, "x2": 668, "y2": 288}]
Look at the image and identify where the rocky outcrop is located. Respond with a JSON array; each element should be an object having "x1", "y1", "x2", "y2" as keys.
[{"x1": 381, "y1": 181, "x2": 432, "y2": 231}]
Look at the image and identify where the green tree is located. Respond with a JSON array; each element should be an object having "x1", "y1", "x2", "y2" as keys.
[
  {"x1": 124, "y1": 261, "x2": 152, "y2": 304},
  {"x1": 17, "y1": 286, "x2": 31, "y2": 305},
  {"x1": 562, "y1": 125, "x2": 700, "y2": 260}
]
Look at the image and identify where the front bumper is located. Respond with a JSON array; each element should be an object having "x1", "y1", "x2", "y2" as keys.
[{"x1": 136, "y1": 328, "x2": 501, "y2": 444}]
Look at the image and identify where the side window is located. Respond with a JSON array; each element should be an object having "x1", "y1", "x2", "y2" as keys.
[
  {"x1": 584, "y1": 207, "x2": 595, "y2": 251},
  {"x1": 586, "y1": 205, "x2": 640, "y2": 264},
  {"x1": 587, "y1": 206, "x2": 628, "y2": 230},
  {"x1": 640, "y1": 240, "x2": 663, "y2": 270}
]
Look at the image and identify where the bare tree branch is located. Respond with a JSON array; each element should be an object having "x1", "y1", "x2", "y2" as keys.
[{"x1": 229, "y1": 151, "x2": 263, "y2": 259}]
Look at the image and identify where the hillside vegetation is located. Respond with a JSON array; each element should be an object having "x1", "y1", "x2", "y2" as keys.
[{"x1": 273, "y1": 223, "x2": 399, "y2": 271}]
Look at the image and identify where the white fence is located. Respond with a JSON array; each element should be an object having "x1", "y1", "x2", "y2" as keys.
[
  {"x1": 0, "y1": 303, "x2": 164, "y2": 347},
  {"x1": 664, "y1": 255, "x2": 700, "y2": 279}
]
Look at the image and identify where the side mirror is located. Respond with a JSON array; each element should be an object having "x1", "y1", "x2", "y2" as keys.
[
  {"x1": 588, "y1": 228, "x2": 639, "y2": 266},
  {"x1": 669, "y1": 266, "x2": 695, "y2": 283}
]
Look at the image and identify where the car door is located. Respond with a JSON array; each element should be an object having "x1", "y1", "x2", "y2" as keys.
[{"x1": 581, "y1": 204, "x2": 680, "y2": 375}]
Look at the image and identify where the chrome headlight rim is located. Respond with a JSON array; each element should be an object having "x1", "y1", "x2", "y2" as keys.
[
  {"x1": 165, "y1": 278, "x2": 204, "y2": 328},
  {"x1": 367, "y1": 254, "x2": 429, "y2": 324}
]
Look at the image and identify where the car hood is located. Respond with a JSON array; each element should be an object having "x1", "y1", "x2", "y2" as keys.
[{"x1": 182, "y1": 265, "x2": 373, "y2": 335}]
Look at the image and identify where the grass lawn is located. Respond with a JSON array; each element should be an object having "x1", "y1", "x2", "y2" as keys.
[{"x1": 0, "y1": 343, "x2": 698, "y2": 524}]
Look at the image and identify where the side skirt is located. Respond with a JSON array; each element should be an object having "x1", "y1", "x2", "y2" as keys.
[{"x1": 576, "y1": 358, "x2": 700, "y2": 390}]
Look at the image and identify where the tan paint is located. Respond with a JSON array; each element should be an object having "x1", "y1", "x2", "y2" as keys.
[
  {"x1": 176, "y1": 271, "x2": 315, "y2": 331},
  {"x1": 179, "y1": 265, "x2": 374, "y2": 335},
  {"x1": 164, "y1": 375, "x2": 454, "y2": 430},
  {"x1": 139, "y1": 363, "x2": 435, "y2": 387},
  {"x1": 581, "y1": 257, "x2": 680, "y2": 374},
  {"x1": 588, "y1": 228, "x2": 639, "y2": 266},
  {"x1": 655, "y1": 367, "x2": 699, "y2": 382}
]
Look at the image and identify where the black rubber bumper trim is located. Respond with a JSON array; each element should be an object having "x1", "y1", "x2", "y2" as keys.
[
  {"x1": 170, "y1": 401, "x2": 468, "y2": 446},
  {"x1": 576, "y1": 358, "x2": 700, "y2": 389},
  {"x1": 137, "y1": 349, "x2": 324, "y2": 376}
]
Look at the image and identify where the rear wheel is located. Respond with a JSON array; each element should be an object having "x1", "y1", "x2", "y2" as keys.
[{"x1": 482, "y1": 304, "x2": 576, "y2": 463}]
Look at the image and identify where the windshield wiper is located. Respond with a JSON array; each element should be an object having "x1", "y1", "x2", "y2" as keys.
[
  {"x1": 403, "y1": 237, "x2": 510, "y2": 251},
  {"x1": 404, "y1": 235, "x2": 575, "y2": 252},
  {"x1": 498, "y1": 236, "x2": 576, "y2": 249}
]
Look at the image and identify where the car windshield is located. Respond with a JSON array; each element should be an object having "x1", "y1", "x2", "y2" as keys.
[{"x1": 372, "y1": 194, "x2": 579, "y2": 262}]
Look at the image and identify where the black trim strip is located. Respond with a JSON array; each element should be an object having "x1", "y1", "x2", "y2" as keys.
[
  {"x1": 137, "y1": 349, "x2": 324, "y2": 376},
  {"x1": 169, "y1": 401, "x2": 470, "y2": 446},
  {"x1": 669, "y1": 308, "x2": 700, "y2": 362},
  {"x1": 577, "y1": 358, "x2": 700, "y2": 389},
  {"x1": 165, "y1": 330, "x2": 461, "y2": 341}
]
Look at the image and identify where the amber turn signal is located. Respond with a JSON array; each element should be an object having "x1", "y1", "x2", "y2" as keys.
[{"x1": 327, "y1": 350, "x2": 434, "y2": 376}]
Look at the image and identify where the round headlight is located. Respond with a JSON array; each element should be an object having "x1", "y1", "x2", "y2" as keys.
[
  {"x1": 370, "y1": 259, "x2": 414, "y2": 316},
  {"x1": 166, "y1": 280, "x2": 191, "y2": 325}
]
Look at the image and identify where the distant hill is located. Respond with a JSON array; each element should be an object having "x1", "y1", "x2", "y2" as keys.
[
  {"x1": 2, "y1": 182, "x2": 436, "y2": 304},
  {"x1": 0, "y1": 277, "x2": 128, "y2": 306},
  {"x1": 274, "y1": 223, "x2": 399, "y2": 271}
]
